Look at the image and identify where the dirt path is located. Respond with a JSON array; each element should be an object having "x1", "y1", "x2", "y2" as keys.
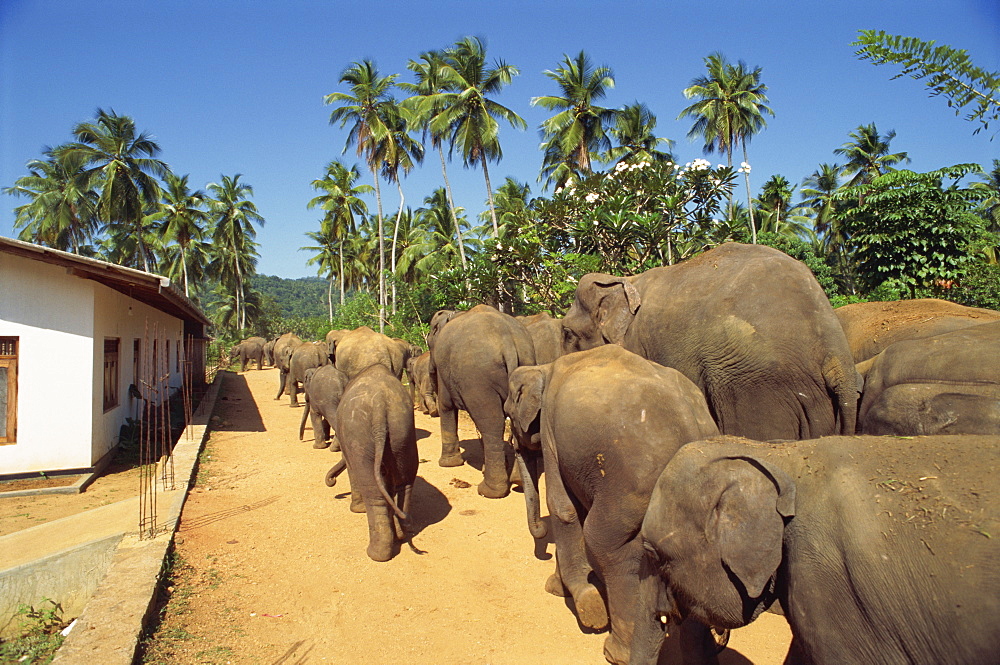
[{"x1": 137, "y1": 367, "x2": 792, "y2": 664}]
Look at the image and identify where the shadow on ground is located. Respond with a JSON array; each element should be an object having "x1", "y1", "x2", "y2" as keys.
[{"x1": 215, "y1": 371, "x2": 266, "y2": 432}]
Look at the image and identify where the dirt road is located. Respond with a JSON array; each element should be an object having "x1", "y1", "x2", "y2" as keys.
[{"x1": 142, "y1": 367, "x2": 791, "y2": 664}]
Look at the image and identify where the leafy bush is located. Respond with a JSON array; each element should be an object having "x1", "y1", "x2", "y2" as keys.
[{"x1": 0, "y1": 599, "x2": 67, "y2": 664}]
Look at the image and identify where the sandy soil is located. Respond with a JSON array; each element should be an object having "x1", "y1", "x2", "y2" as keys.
[{"x1": 4, "y1": 367, "x2": 792, "y2": 664}]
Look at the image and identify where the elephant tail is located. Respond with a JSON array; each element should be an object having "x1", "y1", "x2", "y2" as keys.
[
  {"x1": 824, "y1": 353, "x2": 862, "y2": 436},
  {"x1": 325, "y1": 458, "x2": 347, "y2": 487},
  {"x1": 373, "y1": 421, "x2": 409, "y2": 522}
]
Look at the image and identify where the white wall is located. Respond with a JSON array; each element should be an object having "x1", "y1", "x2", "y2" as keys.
[
  {"x1": 0, "y1": 253, "x2": 95, "y2": 473},
  {"x1": 91, "y1": 284, "x2": 185, "y2": 465}
]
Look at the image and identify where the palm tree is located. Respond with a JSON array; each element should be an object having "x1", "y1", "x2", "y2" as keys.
[
  {"x1": 307, "y1": 160, "x2": 372, "y2": 306},
  {"x1": 377, "y1": 102, "x2": 424, "y2": 314},
  {"x1": 679, "y1": 53, "x2": 773, "y2": 243},
  {"x1": 400, "y1": 50, "x2": 469, "y2": 269},
  {"x1": 153, "y1": 173, "x2": 210, "y2": 297},
  {"x1": 413, "y1": 187, "x2": 478, "y2": 274},
  {"x1": 429, "y1": 36, "x2": 526, "y2": 238},
  {"x1": 487, "y1": 177, "x2": 533, "y2": 236},
  {"x1": 207, "y1": 174, "x2": 264, "y2": 331},
  {"x1": 4, "y1": 148, "x2": 99, "y2": 252},
  {"x1": 325, "y1": 59, "x2": 398, "y2": 331},
  {"x1": 603, "y1": 102, "x2": 675, "y2": 166},
  {"x1": 834, "y1": 123, "x2": 910, "y2": 188},
  {"x1": 799, "y1": 163, "x2": 845, "y2": 251},
  {"x1": 532, "y1": 50, "x2": 616, "y2": 189},
  {"x1": 302, "y1": 230, "x2": 340, "y2": 322},
  {"x1": 56, "y1": 109, "x2": 170, "y2": 271}
]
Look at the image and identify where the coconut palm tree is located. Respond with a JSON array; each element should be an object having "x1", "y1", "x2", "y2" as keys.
[
  {"x1": 153, "y1": 173, "x2": 210, "y2": 297},
  {"x1": 679, "y1": 53, "x2": 773, "y2": 243},
  {"x1": 325, "y1": 59, "x2": 398, "y2": 331},
  {"x1": 834, "y1": 123, "x2": 910, "y2": 188},
  {"x1": 413, "y1": 187, "x2": 478, "y2": 274},
  {"x1": 4, "y1": 148, "x2": 99, "y2": 252},
  {"x1": 429, "y1": 36, "x2": 526, "y2": 238},
  {"x1": 207, "y1": 174, "x2": 264, "y2": 331},
  {"x1": 532, "y1": 50, "x2": 616, "y2": 189},
  {"x1": 56, "y1": 109, "x2": 170, "y2": 271},
  {"x1": 799, "y1": 163, "x2": 846, "y2": 253},
  {"x1": 603, "y1": 102, "x2": 675, "y2": 166},
  {"x1": 307, "y1": 160, "x2": 372, "y2": 306},
  {"x1": 302, "y1": 230, "x2": 340, "y2": 322},
  {"x1": 400, "y1": 50, "x2": 469, "y2": 269}
]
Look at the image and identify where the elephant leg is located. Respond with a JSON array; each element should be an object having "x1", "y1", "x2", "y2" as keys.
[
  {"x1": 438, "y1": 398, "x2": 463, "y2": 467},
  {"x1": 584, "y1": 517, "x2": 644, "y2": 665},
  {"x1": 548, "y1": 490, "x2": 607, "y2": 630},
  {"x1": 289, "y1": 380, "x2": 301, "y2": 407},
  {"x1": 469, "y1": 397, "x2": 510, "y2": 499},
  {"x1": 342, "y1": 459, "x2": 366, "y2": 512},
  {"x1": 311, "y1": 411, "x2": 329, "y2": 449},
  {"x1": 330, "y1": 432, "x2": 341, "y2": 452},
  {"x1": 364, "y1": 497, "x2": 395, "y2": 562}
]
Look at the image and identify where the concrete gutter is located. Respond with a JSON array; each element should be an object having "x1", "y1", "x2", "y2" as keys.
[{"x1": 38, "y1": 374, "x2": 223, "y2": 664}]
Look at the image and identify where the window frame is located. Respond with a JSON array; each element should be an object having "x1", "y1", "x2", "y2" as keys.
[
  {"x1": 0, "y1": 337, "x2": 18, "y2": 445},
  {"x1": 103, "y1": 337, "x2": 120, "y2": 412}
]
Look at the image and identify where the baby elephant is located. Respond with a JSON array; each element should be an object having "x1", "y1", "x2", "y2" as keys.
[
  {"x1": 325, "y1": 364, "x2": 419, "y2": 562},
  {"x1": 299, "y1": 365, "x2": 350, "y2": 449},
  {"x1": 632, "y1": 434, "x2": 1000, "y2": 665}
]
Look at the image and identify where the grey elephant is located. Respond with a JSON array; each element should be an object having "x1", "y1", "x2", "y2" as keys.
[
  {"x1": 405, "y1": 351, "x2": 438, "y2": 416},
  {"x1": 334, "y1": 326, "x2": 414, "y2": 381},
  {"x1": 859, "y1": 320, "x2": 1000, "y2": 435},
  {"x1": 504, "y1": 345, "x2": 720, "y2": 665},
  {"x1": 632, "y1": 434, "x2": 1000, "y2": 665},
  {"x1": 283, "y1": 341, "x2": 331, "y2": 407},
  {"x1": 834, "y1": 297, "x2": 1000, "y2": 371},
  {"x1": 517, "y1": 312, "x2": 563, "y2": 364},
  {"x1": 325, "y1": 364, "x2": 419, "y2": 562},
  {"x1": 273, "y1": 332, "x2": 303, "y2": 401},
  {"x1": 429, "y1": 304, "x2": 535, "y2": 498},
  {"x1": 299, "y1": 364, "x2": 350, "y2": 450},
  {"x1": 561, "y1": 243, "x2": 860, "y2": 440},
  {"x1": 230, "y1": 336, "x2": 265, "y2": 371}
]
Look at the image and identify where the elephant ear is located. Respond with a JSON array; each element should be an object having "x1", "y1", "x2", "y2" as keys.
[
  {"x1": 706, "y1": 456, "x2": 795, "y2": 599},
  {"x1": 507, "y1": 366, "x2": 547, "y2": 432},
  {"x1": 584, "y1": 275, "x2": 641, "y2": 345}
]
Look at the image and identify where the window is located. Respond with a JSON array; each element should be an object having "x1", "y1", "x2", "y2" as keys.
[
  {"x1": 104, "y1": 338, "x2": 120, "y2": 411},
  {"x1": 166, "y1": 339, "x2": 171, "y2": 375},
  {"x1": 0, "y1": 337, "x2": 17, "y2": 444}
]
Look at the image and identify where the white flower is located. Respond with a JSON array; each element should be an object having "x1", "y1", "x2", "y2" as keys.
[
  {"x1": 555, "y1": 187, "x2": 563, "y2": 194},
  {"x1": 585, "y1": 192, "x2": 600, "y2": 203},
  {"x1": 740, "y1": 162, "x2": 751, "y2": 171},
  {"x1": 615, "y1": 161, "x2": 629, "y2": 172},
  {"x1": 496, "y1": 243, "x2": 503, "y2": 251},
  {"x1": 717, "y1": 164, "x2": 725, "y2": 169}
]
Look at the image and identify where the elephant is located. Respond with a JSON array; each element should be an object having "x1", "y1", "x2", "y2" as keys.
[
  {"x1": 273, "y1": 332, "x2": 303, "y2": 401},
  {"x1": 333, "y1": 326, "x2": 414, "y2": 381},
  {"x1": 834, "y1": 298, "x2": 1000, "y2": 375},
  {"x1": 284, "y1": 341, "x2": 331, "y2": 407},
  {"x1": 517, "y1": 312, "x2": 564, "y2": 364},
  {"x1": 263, "y1": 338, "x2": 276, "y2": 367},
  {"x1": 325, "y1": 364, "x2": 419, "y2": 562},
  {"x1": 230, "y1": 336, "x2": 265, "y2": 371},
  {"x1": 429, "y1": 304, "x2": 535, "y2": 498},
  {"x1": 405, "y1": 351, "x2": 438, "y2": 416},
  {"x1": 299, "y1": 364, "x2": 350, "y2": 450},
  {"x1": 561, "y1": 242, "x2": 860, "y2": 441},
  {"x1": 632, "y1": 434, "x2": 1000, "y2": 665},
  {"x1": 325, "y1": 328, "x2": 352, "y2": 357},
  {"x1": 858, "y1": 320, "x2": 1000, "y2": 435},
  {"x1": 504, "y1": 345, "x2": 721, "y2": 665}
]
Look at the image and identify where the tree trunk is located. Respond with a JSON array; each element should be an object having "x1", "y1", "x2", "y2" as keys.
[
  {"x1": 339, "y1": 243, "x2": 345, "y2": 306},
  {"x1": 181, "y1": 249, "x2": 190, "y2": 298},
  {"x1": 327, "y1": 275, "x2": 334, "y2": 323},
  {"x1": 439, "y1": 146, "x2": 467, "y2": 269},
  {"x1": 373, "y1": 172, "x2": 386, "y2": 334},
  {"x1": 391, "y1": 181, "x2": 404, "y2": 316},
  {"x1": 482, "y1": 159, "x2": 499, "y2": 239},
  {"x1": 743, "y1": 142, "x2": 757, "y2": 244}
]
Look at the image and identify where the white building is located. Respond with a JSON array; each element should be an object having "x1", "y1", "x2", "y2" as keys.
[{"x1": 0, "y1": 237, "x2": 210, "y2": 476}]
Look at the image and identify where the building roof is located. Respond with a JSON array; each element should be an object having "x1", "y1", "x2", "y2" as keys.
[{"x1": 0, "y1": 236, "x2": 212, "y2": 327}]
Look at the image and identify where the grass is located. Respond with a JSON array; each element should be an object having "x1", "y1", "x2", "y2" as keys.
[{"x1": 0, "y1": 599, "x2": 67, "y2": 665}]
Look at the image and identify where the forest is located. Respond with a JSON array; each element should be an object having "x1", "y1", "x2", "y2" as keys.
[{"x1": 5, "y1": 31, "x2": 998, "y2": 346}]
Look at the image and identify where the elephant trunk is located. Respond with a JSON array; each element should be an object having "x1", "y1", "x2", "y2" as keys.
[
  {"x1": 298, "y1": 394, "x2": 310, "y2": 440},
  {"x1": 325, "y1": 459, "x2": 347, "y2": 487},
  {"x1": 515, "y1": 450, "x2": 547, "y2": 539},
  {"x1": 630, "y1": 552, "x2": 671, "y2": 665}
]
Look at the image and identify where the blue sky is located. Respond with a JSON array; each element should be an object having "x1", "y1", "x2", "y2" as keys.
[{"x1": 2, "y1": 0, "x2": 998, "y2": 279}]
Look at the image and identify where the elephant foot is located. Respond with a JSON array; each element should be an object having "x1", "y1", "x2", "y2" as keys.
[
  {"x1": 545, "y1": 572, "x2": 567, "y2": 597},
  {"x1": 350, "y1": 495, "x2": 366, "y2": 513},
  {"x1": 330, "y1": 436, "x2": 341, "y2": 452},
  {"x1": 438, "y1": 452, "x2": 464, "y2": 467},
  {"x1": 574, "y1": 585, "x2": 609, "y2": 631},
  {"x1": 603, "y1": 632, "x2": 630, "y2": 665},
  {"x1": 367, "y1": 538, "x2": 394, "y2": 563},
  {"x1": 477, "y1": 478, "x2": 510, "y2": 499},
  {"x1": 313, "y1": 439, "x2": 330, "y2": 449}
]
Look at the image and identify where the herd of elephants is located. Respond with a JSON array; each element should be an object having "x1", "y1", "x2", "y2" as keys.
[{"x1": 226, "y1": 243, "x2": 999, "y2": 665}]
